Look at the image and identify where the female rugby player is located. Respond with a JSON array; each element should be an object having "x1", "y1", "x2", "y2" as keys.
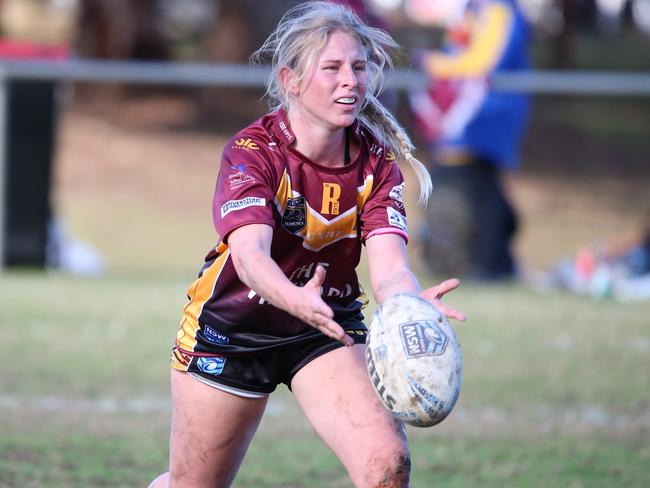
[{"x1": 150, "y1": 2, "x2": 465, "y2": 487}]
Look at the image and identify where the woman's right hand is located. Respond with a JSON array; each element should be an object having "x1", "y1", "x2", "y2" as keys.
[
  {"x1": 229, "y1": 225, "x2": 352, "y2": 347},
  {"x1": 290, "y1": 265, "x2": 354, "y2": 347}
]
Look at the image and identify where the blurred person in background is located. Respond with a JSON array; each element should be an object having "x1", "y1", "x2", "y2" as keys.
[
  {"x1": 331, "y1": 0, "x2": 390, "y2": 28},
  {"x1": 149, "y1": 3, "x2": 465, "y2": 487},
  {"x1": 408, "y1": 0, "x2": 531, "y2": 282},
  {"x1": 538, "y1": 210, "x2": 650, "y2": 302},
  {"x1": 0, "y1": 0, "x2": 105, "y2": 275}
]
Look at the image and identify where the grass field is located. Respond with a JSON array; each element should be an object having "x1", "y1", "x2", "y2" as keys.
[
  {"x1": 1, "y1": 275, "x2": 648, "y2": 487},
  {"x1": 1, "y1": 96, "x2": 649, "y2": 487}
]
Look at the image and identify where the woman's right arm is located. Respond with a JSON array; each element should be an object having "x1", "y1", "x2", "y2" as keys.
[{"x1": 228, "y1": 223, "x2": 353, "y2": 346}]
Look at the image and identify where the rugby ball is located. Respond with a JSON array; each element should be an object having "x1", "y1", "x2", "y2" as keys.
[{"x1": 365, "y1": 293, "x2": 462, "y2": 427}]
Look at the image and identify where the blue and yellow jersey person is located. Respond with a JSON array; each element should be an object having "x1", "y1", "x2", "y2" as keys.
[
  {"x1": 408, "y1": 0, "x2": 531, "y2": 281},
  {"x1": 408, "y1": 0, "x2": 531, "y2": 170}
]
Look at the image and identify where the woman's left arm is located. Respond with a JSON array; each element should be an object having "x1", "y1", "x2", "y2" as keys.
[{"x1": 366, "y1": 233, "x2": 466, "y2": 321}]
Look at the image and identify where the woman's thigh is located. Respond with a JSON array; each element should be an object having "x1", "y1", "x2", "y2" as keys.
[
  {"x1": 291, "y1": 344, "x2": 410, "y2": 488},
  {"x1": 168, "y1": 369, "x2": 268, "y2": 487}
]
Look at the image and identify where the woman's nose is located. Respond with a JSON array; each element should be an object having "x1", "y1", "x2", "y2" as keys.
[{"x1": 340, "y1": 65, "x2": 358, "y2": 87}]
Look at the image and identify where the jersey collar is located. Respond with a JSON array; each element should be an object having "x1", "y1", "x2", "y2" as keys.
[{"x1": 273, "y1": 108, "x2": 361, "y2": 147}]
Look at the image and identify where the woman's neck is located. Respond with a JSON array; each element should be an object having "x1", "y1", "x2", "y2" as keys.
[{"x1": 286, "y1": 109, "x2": 348, "y2": 168}]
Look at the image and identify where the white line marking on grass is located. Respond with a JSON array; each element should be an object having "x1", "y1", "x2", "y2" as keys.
[
  {"x1": 0, "y1": 394, "x2": 287, "y2": 415},
  {"x1": 2, "y1": 394, "x2": 648, "y2": 434}
]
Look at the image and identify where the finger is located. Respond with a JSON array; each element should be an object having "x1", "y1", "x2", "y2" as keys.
[
  {"x1": 434, "y1": 301, "x2": 467, "y2": 322},
  {"x1": 318, "y1": 324, "x2": 353, "y2": 346},
  {"x1": 315, "y1": 315, "x2": 354, "y2": 346},
  {"x1": 421, "y1": 278, "x2": 461, "y2": 301},
  {"x1": 314, "y1": 302, "x2": 334, "y2": 319},
  {"x1": 306, "y1": 265, "x2": 327, "y2": 290},
  {"x1": 434, "y1": 278, "x2": 461, "y2": 297}
]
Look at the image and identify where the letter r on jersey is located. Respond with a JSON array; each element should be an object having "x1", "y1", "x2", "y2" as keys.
[{"x1": 321, "y1": 183, "x2": 341, "y2": 215}]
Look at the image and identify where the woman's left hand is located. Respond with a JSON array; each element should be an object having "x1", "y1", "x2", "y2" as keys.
[{"x1": 420, "y1": 278, "x2": 466, "y2": 322}]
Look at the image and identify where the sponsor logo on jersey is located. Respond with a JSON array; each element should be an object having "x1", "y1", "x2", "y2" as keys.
[
  {"x1": 221, "y1": 197, "x2": 266, "y2": 218},
  {"x1": 369, "y1": 143, "x2": 383, "y2": 157},
  {"x1": 387, "y1": 207, "x2": 408, "y2": 232},
  {"x1": 282, "y1": 196, "x2": 307, "y2": 233},
  {"x1": 202, "y1": 325, "x2": 229, "y2": 345},
  {"x1": 233, "y1": 138, "x2": 259, "y2": 151},
  {"x1": 386, "y1": 150, "x2": 396, "y2": 161},
  {"x1": 400, "y1": 321, "x2": 448, "y2": 358},
  {"x1": 324, "y1": 282, "x2": 354, "y2": 297},
  {"x1": 278, "y1": 121, "x2": 292, "y2": 141},
  {"x1": 228, "y1": 163, "x2": 255, "y2": 188},
  {"x1": 389, "y1": 182, "x2": 405, "y2": 204},
  {"x1": 196, "y1": 356, "x2": 226, "y2": 376},
  {"x1": 288, "y1": 261, "x2": 329, "y2": 282},
  {"x1": 321, "y1": 182, "x2": 341, "y2": 215}
]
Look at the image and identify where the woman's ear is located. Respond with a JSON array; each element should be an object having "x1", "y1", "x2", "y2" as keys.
[{"x1": 280, "y1": 66, "x2": 299, "y2": 96}]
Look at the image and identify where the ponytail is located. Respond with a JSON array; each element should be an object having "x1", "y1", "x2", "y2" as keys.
[{"x1": 359, "y1": 95, "x2": 433, "y2": 206}]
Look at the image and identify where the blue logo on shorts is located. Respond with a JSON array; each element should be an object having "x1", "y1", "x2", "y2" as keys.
[
  {"x1": 203, "y1": 325, "x2": 230, "y2": 345},
  {"x1": 197, "y1": 356, "x2": 226, "y2": 376}
]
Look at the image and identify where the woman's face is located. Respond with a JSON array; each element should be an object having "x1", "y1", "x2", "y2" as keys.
[{"x1": 289, "y1": 29, "x2": 368, "y2": 131}]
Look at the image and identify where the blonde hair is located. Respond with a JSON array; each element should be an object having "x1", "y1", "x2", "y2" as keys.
[{"x1": 251, "y1": 1, "x2": 432, "y2": 206}]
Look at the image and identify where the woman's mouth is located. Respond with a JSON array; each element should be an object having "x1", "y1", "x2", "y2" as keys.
[{"x1": 335, "y1": 96, "x2": 357, "y2": 105}]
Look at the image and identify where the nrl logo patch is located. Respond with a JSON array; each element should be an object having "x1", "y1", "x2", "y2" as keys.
[{"x1": 282, "y1": 196, "x2": 307, "y2": 233}]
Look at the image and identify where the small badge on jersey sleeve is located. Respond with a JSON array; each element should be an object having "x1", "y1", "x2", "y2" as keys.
[
  {"x1": 387, "y1": 207, "x2": 408, "y2": 232},
  {"x1": 389, "y1": 182, "x2": 405, "y2": 210},
  {"x1": 282, "y1": 196, "x2": 307, "y2": 233}
]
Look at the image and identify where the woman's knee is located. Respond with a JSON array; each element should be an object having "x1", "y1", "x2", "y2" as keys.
[{"x1": 362, "y1": 442, "x2": 411, "y2": 488}]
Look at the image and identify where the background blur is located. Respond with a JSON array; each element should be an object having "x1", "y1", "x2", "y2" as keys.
[{"x1": 0, "y1": 1, "x2": 649, "y2": 487}]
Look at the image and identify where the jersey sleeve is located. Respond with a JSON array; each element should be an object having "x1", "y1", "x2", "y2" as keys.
[
  {"x1": 359, "y1": 157, "x2": 409, "y2": 244},
  {"x1": 212, "y1": 139, "x2": 278, "y2": 242}
]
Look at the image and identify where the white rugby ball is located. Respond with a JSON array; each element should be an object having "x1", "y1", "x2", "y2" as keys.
[{"x1": 365, "y1": 293, "x2": 462, "y2": 427}]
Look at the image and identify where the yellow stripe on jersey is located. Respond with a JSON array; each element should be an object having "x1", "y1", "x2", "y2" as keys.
[
  {"x1": 356, "y1": 174, "x2": 374, "y2": 208},
  {"x1": 274, "y1": 170, "x2": 294, "y2": 208},
  {"x1": 274, "y1": 171, "x2": 375, "y2": 252},
  {"x1": 172, "y1": 242, "x2": 230, "y2": 371},
  {"x1": 424, "y1": 3, "x2": 512, "y2": 79}
]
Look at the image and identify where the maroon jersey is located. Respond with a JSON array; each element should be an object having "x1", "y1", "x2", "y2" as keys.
[{"x1": 174, "y1": 109, "x2": 408, "y2": 359}]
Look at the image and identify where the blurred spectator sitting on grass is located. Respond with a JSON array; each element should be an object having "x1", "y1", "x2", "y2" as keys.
[
  {"x1": 535, "y1": 213, "x2": 650, "y2": 302},
  {"x1": 408, "y1": 0, "x2": 531, "y2": 282}
]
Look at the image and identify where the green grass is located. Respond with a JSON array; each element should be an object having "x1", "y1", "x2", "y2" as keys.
[
  {"x1": 1, "y1": 98, "x2": 649, "y2": 486},
  {"x1": 0, "y1": 430, "x2": 167, "y2": 488},
  {"x1": 1, "y1": 272, "x2": 648, "y2": 487},
  {"x1": 408, "y1": 436, "x2": 650, "y2": 488}
]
